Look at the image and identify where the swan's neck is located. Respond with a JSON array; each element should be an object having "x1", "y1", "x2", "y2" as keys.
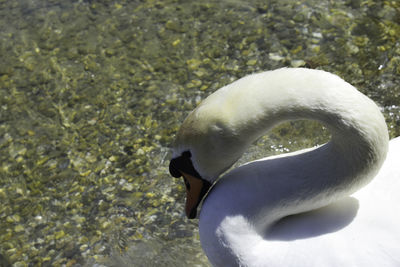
[
  {"x1": 194, "y1": 69, "x2": 388, "y2": 266},
  {"x1": 174, "y1": 69, "x2": 388, "y2": 183}
]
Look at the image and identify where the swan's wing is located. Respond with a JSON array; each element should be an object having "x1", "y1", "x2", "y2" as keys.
[
  {"x1": 353, "y1": 136, "x2": 400, "y2": 205},
  {"x1": 200, "y1": 138, "x2": 400, "y2": 267},
  {"x1": 255, "y1": 137, "x2": 400, "y2": 267}
]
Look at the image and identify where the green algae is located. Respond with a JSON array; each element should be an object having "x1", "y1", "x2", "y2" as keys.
[{"x1": 0, "y1": 0, "x2": 399, "y2": 266}]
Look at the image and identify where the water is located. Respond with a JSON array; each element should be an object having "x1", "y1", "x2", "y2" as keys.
[{"x1": 0, "y1": 0, "x2": 399, "y2": 266}]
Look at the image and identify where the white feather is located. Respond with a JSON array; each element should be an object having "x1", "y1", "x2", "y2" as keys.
[{"x1": 171, "y1": 68, "x2": 399, "y2": 266}]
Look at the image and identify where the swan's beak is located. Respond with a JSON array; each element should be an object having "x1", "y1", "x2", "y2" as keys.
[{"x1": 181, "y1": 171, "x2": 211, "y2": 219}]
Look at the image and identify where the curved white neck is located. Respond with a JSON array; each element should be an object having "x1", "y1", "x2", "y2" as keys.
[
  {"x1": 192, "y1": 68, "x2": 389, "y2": 266},
  {"x1": 174, "y1": 69, "x2": 388, "y2": 183}
]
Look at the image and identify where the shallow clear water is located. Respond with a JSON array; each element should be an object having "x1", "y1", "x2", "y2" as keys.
[{"x1": 0, "y1": 0, "x2": 399, "y2": 266}]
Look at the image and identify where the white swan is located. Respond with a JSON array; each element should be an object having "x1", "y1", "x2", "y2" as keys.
[{"x1": 168, "y1": 68, "x2": 400, "y2": 267}]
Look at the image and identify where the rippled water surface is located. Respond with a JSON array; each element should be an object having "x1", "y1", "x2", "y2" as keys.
[{"x1": 0, "y1": 0, "x2": 399, "y2": 266}]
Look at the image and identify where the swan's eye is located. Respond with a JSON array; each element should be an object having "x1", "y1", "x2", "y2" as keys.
[{"x1": 183, "y1": 177, "x2": 191, "y2": 191}]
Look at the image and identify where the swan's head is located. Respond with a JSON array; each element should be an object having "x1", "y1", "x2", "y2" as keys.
[
  {"x1": 169, "y1": 100, "x2": 247, "y2": 219},
  {"x1": 169, "y1": 151, "x2": 212, "y2": 219}
]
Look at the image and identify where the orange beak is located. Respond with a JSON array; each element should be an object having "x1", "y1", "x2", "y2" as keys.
[{"x1": 181, "y1": 171, "x2": 211, "y2": 219}]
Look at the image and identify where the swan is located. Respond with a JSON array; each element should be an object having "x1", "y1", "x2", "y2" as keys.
[{"x1": 168, "y1": 68, "x2": 400, "y2": 267}]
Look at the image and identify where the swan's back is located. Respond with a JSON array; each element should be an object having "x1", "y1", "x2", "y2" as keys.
[
  {"x1": 268, "y1": 137, "x2": 400, "y2": 266},
  {"x1": 199, "y1": 137, "x2": 400, "y2": 267}
]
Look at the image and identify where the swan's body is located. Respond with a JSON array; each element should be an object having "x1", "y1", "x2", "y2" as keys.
[
  {"x1": 169, "y1": 68, "x2": 400, "y2": 266},
  {"x1": 199, "y1": 137, "x2": 400, "y2": 267}
]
